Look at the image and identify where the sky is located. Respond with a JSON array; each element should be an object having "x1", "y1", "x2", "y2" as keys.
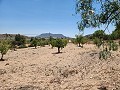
[{"x1": 0, "y1": 0, "x2": 115, "y2": 37}]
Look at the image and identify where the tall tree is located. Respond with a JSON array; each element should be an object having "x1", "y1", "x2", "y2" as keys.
[{"x1": 76, "y1": 0, "x2": 120, "y2": 31}]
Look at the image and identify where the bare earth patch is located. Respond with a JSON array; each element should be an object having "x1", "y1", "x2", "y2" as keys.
[{"x1": 0, "y1": 43, "x2": 120, "y2": 90}]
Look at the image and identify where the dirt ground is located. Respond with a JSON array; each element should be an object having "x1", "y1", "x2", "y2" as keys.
[{"x1": 0, "y1": 43, "x2": 120, "y2": 90}]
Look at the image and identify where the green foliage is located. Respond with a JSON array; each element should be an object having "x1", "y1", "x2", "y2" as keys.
[
  {"x1": 93, "y1": 38, "x2": 102, "y2": 48},
  {"x1": 75, "y1": 35, "x2": 83, "y2": 47},
  {"x1": 108, "y1": 41, "x2": 118, "y2": 51},
  {"x1": 76, "y1": 0, "x2": 120, "y2": 31},
  {"x1": 10, "y1": 40, "x2": 17, "y2": 50},
  {"x1": 62, "y1": 39, "x2": 68, "y2": 47},
  {"x1": 30, "y1": 39, "x2": 38, "y2": 48},
  {"x1": 93, "y1": 30, "x2": 105, "y2": 39},
  {"x1": 75, "y1": 35, "x2": 88, "y2": 47},
  {"x1": 0, "y1": 41, "x2": 10, "y2": 60},
  {"x1": 15, "y1": 34, "x2": 26, "y2": 46},
  {"x1": 99, "y1": 49, "x2": 111, "y2": 60},
  {"x1": 71, "y1": 38, "x2": 77, "y2": 44},
  {"x1": 50, "y1": 40, "x2": 56, "y2": 48},
  {"x1": 38, "y1": 40, "x2": 45, "y2": 47},
  {"x1": 51, "y1": 38, "x2": 67, "y2": 53},
  {"x1": 80, "y1": 37, "x2": 88, "y2": 47}
]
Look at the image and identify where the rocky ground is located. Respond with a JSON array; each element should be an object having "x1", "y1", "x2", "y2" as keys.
[{"x1": 0, "y1": 43, "x2": 120, "y2": 90}]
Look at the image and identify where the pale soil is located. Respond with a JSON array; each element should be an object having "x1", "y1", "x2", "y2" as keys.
[{"x1": 0, "y1": 43, "x2": 120, "y2": 90}]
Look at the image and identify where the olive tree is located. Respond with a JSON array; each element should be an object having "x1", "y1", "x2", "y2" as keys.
[
  {"x1": 0, "y1": 41, "x2": 9, "y2": 60},
  {"x1": 31, "y1": 39, "x2": 38, "y2": 48},
  {"x1": 52, "y1": 39, "x2": 67, "y2": 53},
  {"x1": 76, "y1": 0, "x2": 120, "y2": 31},
  {"x1": 75, "y1": 35, "x2": 88, "y2": 47}
]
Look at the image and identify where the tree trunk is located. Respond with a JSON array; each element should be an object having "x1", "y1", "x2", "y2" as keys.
[
  {"x1": 58, "y1": 47, "x2": 60, "y2": 53},
  {"x1": 0, "y1": 54, "x2": 4, "y2": 61},
  {"x1": 78, "y1": 43, "x2": 80, "y2": 47}
]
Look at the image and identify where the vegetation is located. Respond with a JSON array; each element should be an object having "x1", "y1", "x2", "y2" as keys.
[
  {"x1": 50, "y1": 38, "x2": 67, "y2": 53},
  {"x1": 76, "y1": 0, "x2": 120, "y2": 31},
  {"x1": 30, "y1": 38, "x2": 38, "y2": 48},
  {"x1": 75, "y1": 35, "x2": 88, "y2": 47},
  {"x1": 0, "y1": 41, "x2": 10, "y2": 60},
  {"x1": 15, "y1": 34, "x2": 26, "y2": 46}
]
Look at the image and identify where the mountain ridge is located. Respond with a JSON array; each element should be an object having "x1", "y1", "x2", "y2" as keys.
[{"x1": 36, "y1": 33, "x2": 67, "y2": 38}]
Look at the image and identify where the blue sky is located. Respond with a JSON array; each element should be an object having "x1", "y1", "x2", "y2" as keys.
[{"x1": 0, "y1": 0, "x2": 115, "y2": 37}]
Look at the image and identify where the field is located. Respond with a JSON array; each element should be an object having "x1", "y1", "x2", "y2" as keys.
[{"x1": 0, "y1": 43, "x2": 120, "y2": 90}]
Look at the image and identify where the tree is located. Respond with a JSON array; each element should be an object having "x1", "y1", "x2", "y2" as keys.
[
  {"x1": 80, "y1": 37, "x2": 88, "y2": 47},
  {"x1": 93, "y1": 30, "x2": 105, "y2": 39},
  {"x1": 31, "y1": 39, "x2": 38, "y2": 48},
  {"x1": 15, "y1": 34, "x2": 26, "y2": 46},
  {"x1": 76, "y1": 0, "x2": 120, "y2": 31},
  {"x1": 10, "y1": 40, "x2": 17, "y2": 51},
  {"x1": 93, "y1": 37, "x2": 102, "y2": 48},
  {"x1": 0, "y1": 41, "x2": 9, "y2": 60},
  {"x1": 53, "y1": 39, "x2": 67, "y2": 53},
  {"x1": 50, "y1": 40, "x2": 56, "y2": 48},
  {"x1": 75, "y1": 35, "x2": 83, "y2": 47}
]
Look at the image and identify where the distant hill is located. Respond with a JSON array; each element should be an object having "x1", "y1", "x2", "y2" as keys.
[
  {"x1": 0, "y1": 34, "x2": 30, "y2": 40},
  {"x1": 36, "y1": 33, "x2": 67, "y2": 38},
  {"x1": 84, "y1": 34, "x2": 93, "y2": 38}
]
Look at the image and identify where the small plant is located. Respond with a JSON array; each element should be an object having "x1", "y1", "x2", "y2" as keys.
[
  {"x1": 99, "y1": 48, "x2": 111, "y2": 60},
  {"x1": 31, "y1": 39, "x2": 38, "y2": 48},
  {"x1": 0, "y1": 41, "x2": 10, "y2": 61},
  {"x1": 108, "y1": 41, "x2": 118, "y2": 51}
]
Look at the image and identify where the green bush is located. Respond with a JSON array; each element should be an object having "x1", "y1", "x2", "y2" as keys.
[
  {"x1": 50, "y1": 40, "x2": 56, "y2": 48},
  {"x1": 51, "y1": 39, "x2": 67, "y2": 53},
  {"x1": 15, "y1": 34, "x2": 26, "y2": 46},
  {"x1": 93, "y1": 37, "x2": 102, "y2": 48},
  {"x1": 0, "y1": 41, "x2": 10, "y2": 60},
  {"x1": 31, "y1": 39, "x2": 38, "y2": 48}
]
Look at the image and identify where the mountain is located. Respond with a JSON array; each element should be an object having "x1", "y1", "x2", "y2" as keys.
[
  {"x1": 0, "y1": 34, "x2": 30, "y2": 40},
  {"x1": 36, "y1": 33, "x2": 67, "y2": 38}
]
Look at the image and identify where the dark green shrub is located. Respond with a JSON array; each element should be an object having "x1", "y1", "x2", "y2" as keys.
[
  {"x1": 51, "y1": 39, "x2": 67, "y2": 53},
  {"x1": 50, "y1": 40, "x2": 56, "y2": 48},
  {"x1": 15, "y1": 34, "x2": 26, "y2": 46},
  {"x1": 31, "y1": 39, "x2": 38, "y2": 48},
  {"x1": 0, "y1": 41, "x2": 10, "y2": 60}
]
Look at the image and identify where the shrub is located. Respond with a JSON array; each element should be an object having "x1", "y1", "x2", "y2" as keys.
[
  {"x1": 31, "y1": 39, "x2": 38, "y2": 48},
  {"x1": 50, "y1": 40, "x2": 56, "y2": 48},
  {"x1": 52, "y1": 39, "x2": 67, "y2": 53},
  {"x1": 10, "y1": 40, "x2": 17, "y2": 51},
  {"x1": 80, "y1": 37, "x2": 88, "y2": 47},
  {"x1": 15, "y1": 34, "x2": 26, "y2": 46},
  {"x1": 93, "y1": 37, "x2": 102, "y2": 48},
  {"x1": 0, "y1": 41, "x2": 10, "y2": 60},
  {"x1": 62, "y1": 39, "x2": 68, "y2": 47},
  {"x1": 75, "y1": 35, "x2": 83, "y2": 47}
]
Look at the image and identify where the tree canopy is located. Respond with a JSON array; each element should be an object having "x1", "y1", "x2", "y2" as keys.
[{"x1": 76, "y1": 0, "x2": 120, "y2": 31}]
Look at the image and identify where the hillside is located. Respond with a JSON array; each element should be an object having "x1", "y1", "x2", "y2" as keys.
[
  {"x1": 0, "y1": 34, "x2": 30, "y2": 40},
  {"x1": 36, "y1": 33, "x2": 67, "y2": 38}
]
